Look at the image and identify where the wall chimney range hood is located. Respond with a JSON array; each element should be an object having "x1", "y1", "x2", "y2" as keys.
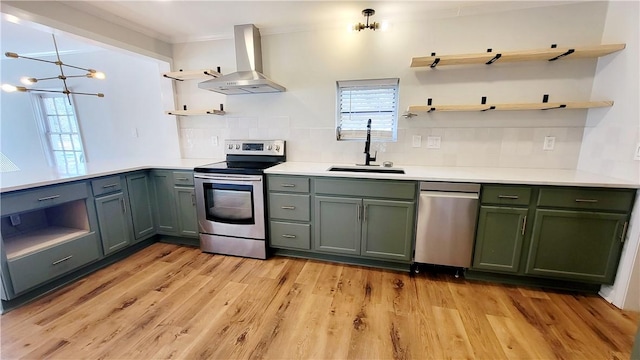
[{"x1": 198, "y1": 24, "x2": 285, "y2": 95}]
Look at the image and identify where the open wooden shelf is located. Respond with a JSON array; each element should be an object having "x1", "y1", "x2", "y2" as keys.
[
  {"x1": 408, "y1": 100, "x2": 613, "y2": 113},
  {"x1": 410, "y1": 43, "x2": 626, "y2": 68},
  {"x1": 162, "y1": 69, "x2": 221, "y2": 81},
  {"x1": 4, "y1": 226, "x2": 90, "y2": 260},
  {"x1": 165, "y1": 109, "x2": 225, "y2": 116}
]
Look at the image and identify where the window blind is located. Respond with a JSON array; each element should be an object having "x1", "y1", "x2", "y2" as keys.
[{"x1": 336, "y1": 78, "x2": 399, "y2": 141}]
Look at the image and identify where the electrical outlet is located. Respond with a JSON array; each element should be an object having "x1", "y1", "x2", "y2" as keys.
[
  {"x1": 412, "y1": 135, "x2": 422, "y2": 148},
  {"x1": 131, "y1": 128, "x2": 139, "y2": 138},
  {"x1": 211, "y1": 135, "x2": 219, "y2": 146},
  {"x1": 427, "y1": 136, "x2": 441, "y2": 149},
  {"x1": 543, "y1": 136, "x2": 555, "y2": 151},
  {"x1": 634, "y1": 143, "x2": 640, "y2": 160}
]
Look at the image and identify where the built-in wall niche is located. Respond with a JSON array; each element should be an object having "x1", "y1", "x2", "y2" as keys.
[{"x1": 1, "y1": 200, "x2": 90, "y2": 260}]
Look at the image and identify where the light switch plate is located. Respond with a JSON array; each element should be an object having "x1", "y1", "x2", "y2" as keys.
[
  {"x1": 211, "y1": 135, "x2": 219, "y2": 146},
  {"x1": 412, "y1": 135, "x2": 422, "y2": 148},
  {"x1": 427, "y1": 136, "x2": 441, "y2": 149},
  {"x1": 634, "y1": 143, "x2": 640, "y2": 160},
  {"x1": 543, "y1": 136, "x2": 555, "y2": 151}
]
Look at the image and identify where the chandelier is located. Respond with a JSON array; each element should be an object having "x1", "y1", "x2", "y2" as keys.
[{"x1": 2, "y1": 34, "x2": 105, "y2": 103}]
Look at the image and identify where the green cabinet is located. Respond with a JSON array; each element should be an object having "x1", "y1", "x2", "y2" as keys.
[
  {"x1": 313, "y1": 178, "x2": 416, "y2": 262},
  {"x1": 526, "y1": 209, "x2": 627, "y2": 283},
  {"x1": 95, "y1": 192, "x2": 132, "y2": 255},
  {"x1": 125, "y1": 173, "x2": 155, "y2": 241},
  {"x1": 473, "y1": 206, "x2": 527, "y2": 273},
  {"x1": 150, "y1": 170, "x2": 197, "y2": 239},
  {"x1": 472, "y1": 185, "x2": 635, "y2": 285},
  {"x1": 314, "y1": 196, "x2": 361, "y2": 255},
  {"x1": 174, "y1": 186, "x2": 197, "y2": 238}
]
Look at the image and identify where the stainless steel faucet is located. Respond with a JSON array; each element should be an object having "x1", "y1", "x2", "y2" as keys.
[{"x1": 363, "y1": 119, "x2": 377, "y2": 166}]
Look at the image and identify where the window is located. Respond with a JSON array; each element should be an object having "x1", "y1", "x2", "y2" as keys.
[
  {"x1": 336, "y1": 78, "x2": 399, "y2": 141},
  {"x1": 33, "y1": 93, "x2": 86, "y2": 174}
]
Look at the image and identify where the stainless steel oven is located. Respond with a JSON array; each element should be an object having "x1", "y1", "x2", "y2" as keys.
[{"x1": 194, "y1": 140, "x2": 285, "y2": 259}]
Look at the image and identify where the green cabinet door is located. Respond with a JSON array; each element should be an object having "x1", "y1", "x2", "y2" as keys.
[
  {"x1": 125, "y1": 173, "x2": 155, "y2": 241},
  {"x1": 314, "y1": 196, "x2": 361, "y2": 255},
  {"x1": 150, "y1": 171, "x2": 178, "y2": 235},
  {"x1": 473, "y1": 206, "x2": 528, "y2": 273},
  {"x1": 95, "y1": 192, "x2": 132, "y2": 255},
  {"x1": 525, "y1": 209, "x2": 627, "y2": 283},
  {"x1": 361, "y1": 199, "x2": 414, "y2": 261},
  {"x1": 174, "y1": 187, "x2": 198, "y2": 238}
]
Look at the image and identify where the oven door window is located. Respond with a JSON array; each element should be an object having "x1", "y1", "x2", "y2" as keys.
[{"x1": 203, "y1": 183, "x2": 255, "y2": 225}]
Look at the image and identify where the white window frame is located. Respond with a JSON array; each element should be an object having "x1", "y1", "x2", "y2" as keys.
[
  {"x1": 31, "y1": 92, "x2": 87, "y2": 174},
  {"x1": 336, "y1": 78, "x2": 399, "y2": 142}
]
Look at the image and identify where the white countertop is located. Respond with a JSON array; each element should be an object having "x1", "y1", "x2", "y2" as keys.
[
  {"x1": 265, "y1": 162, "x2": 640, "y2": 188},
  {"x1": 0, "y1": 158, "x2": 221, "y2": 193}
]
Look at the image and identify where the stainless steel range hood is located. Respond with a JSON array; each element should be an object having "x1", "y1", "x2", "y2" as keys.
[{"x1": 198, "y1": 24, "x2": 285, "y2": 95}]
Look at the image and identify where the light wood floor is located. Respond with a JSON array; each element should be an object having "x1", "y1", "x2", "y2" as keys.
[{"x1": 1, "y1": 242, "x2": 638, "y2": 359}]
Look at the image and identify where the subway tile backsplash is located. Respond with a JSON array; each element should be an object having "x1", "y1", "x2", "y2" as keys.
[{"x1": 179, "y1": 116, "x2": 583, "y2": 169}]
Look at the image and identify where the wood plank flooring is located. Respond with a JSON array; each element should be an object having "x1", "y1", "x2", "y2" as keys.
[{"x1": 1, "y1": 242, "x2": 638, "y2": 359}]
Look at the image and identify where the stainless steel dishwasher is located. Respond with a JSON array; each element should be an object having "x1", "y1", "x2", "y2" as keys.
[{"x1": 414, "y1": 182, "x2": 480, "y2": 274}]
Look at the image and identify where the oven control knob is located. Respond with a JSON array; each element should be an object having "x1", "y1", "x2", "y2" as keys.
[
  {"x1": 267, "y1": 145, "x2": 273, "y2": 150},
  {"x1": 275, "y1": 145, "x2": 281, "y2": 151},
  {"x1": 235, "y1": 144, "x2": 240, "y2": 150},
  {"x1": 228, "y1": 144, "x2": 233, "y2": 150}
]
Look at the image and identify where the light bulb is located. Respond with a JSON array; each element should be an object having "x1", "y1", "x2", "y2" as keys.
[
  {"x1": 20, "y1": 77, "x2": 36, "y2": 85},
  {"x1": 380, "y1": 21, "x2": 390, "y2": 32},
  {"x1": 2, "y1": 84, "x2": 18, "y2": 92},
  {"x1": 93, "y1": 71, "x2": 106, "y2": 80}
]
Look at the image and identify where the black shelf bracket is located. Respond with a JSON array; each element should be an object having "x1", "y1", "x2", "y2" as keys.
[
  {"x1": 485, "y1": 48, "x2": 502, "y2": 65},
  {"x1": 430, "y1": 58, "x2": 440, "y2": 68},
  {"x1": 481, "y1": 106, "x2": 496, "y2": 112},
  {"x1": 549, "y1": 48, "x2": 575, "y2": 61},
  {"x1": 426, "y1": 98, "x2": 436, "y2": 112},
  {"x1": 542, "y1": 104, "x2": 567, "y2": 110},
  {"x1": 480, "y1": 96, "x2": 494, "y2": 111},
  {"x1": 163, "y1": 74, "x2": 184, "y2": 81}
]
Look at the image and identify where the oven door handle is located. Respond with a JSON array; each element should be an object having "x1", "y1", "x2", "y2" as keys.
[{"x1": 194, "y1": 174, "x2": 263, "y2": 182}]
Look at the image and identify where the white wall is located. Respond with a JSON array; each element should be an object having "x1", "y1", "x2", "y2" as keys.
[
  {"x1": 173, "y1": 2, "x2": 608, "y2": 168},
  {"x1": 578, "y1": 0, "x2": 640, "y2": 311},
  {"x1": 0, "y1": 49, "x2": 180, "y2": 169}
]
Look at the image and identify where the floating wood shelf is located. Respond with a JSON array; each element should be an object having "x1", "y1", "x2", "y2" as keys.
[
  {"x1": 408, "y1": 100, "x2": 613, "y2": 113},
  {"x1": 165, "y1": 109, "x2": 225, "y2": 116},
  {"x1": 410, "y1": 44, "x2": 626, "y2": 68},
  {"x1": 162, "y1": 69, "x2": 221, "y2": 81}
]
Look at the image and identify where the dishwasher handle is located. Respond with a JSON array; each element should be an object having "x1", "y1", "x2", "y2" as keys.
[{"x1": 420, "y1": 191, "x2": 479, "y2": 200}]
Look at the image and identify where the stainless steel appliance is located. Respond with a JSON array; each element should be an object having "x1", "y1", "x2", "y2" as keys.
[
  {"x1": 414, "y1": 182, "x2": 480, "y2": 274},
  {"x1": 194, "y1": 139, "x2": 285, "y2": 259}
]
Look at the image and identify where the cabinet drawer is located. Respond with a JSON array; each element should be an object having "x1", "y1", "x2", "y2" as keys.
[
  {"x1": 173, "y1": 171, "x2": 194, "y2": 186},
  {"x1": 269, "y1": 194, "x2": 310, "y2": 221},
  {"x1": 270, "y1": 221, "x2": 311, "y2": 250},
  {"x1": 1, "y1": 182, "x2": 89, "y2": 216},
  {"x1": 315, "y1": 178, "x2": 416, "y2": 200},
  {"x1": 91, "y1": 176, "x2": 123, "y2": 196},
  {"x1": 481, "y1": 186, "x2": 531, "y2": 206},
  {"x1": 268, "y1": 176, "x2": 310, "y2": 193},
  {"x1": 538, "y1": 188, "x2": 635, "y2": 212},
  {"x1": 7, "y1": 232, "x2": 101, "y2": 294}
]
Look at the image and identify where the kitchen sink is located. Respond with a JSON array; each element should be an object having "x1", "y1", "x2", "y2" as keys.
[{"x1": 327, "y1": 166, "x2": 405, "y2": 174}]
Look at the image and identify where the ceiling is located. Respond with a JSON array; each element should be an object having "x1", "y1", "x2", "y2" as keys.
[
  {"x1": 2, "y1": 1, "x2": 576, "y2": 55},
  {"x1": 60, "y1": 0, "x2": 575, "y2": 44}
]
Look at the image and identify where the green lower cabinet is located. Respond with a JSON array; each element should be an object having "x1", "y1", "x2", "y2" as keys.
[
  {"x1": 361, "y1": 199, "x2": 414, "y2": 262},
  {"x1": 125, "y1": 173, "x2": 155, "y2": 241},
  {"x1": 314, "y1": 196, "x2": 361, "y2": 255},
  {"x1": 95, "y1": 192, "x2": 132, "y2": 255},
  {"x1": 174, "y1": 187, "x2": 198, "y2": 238},
  {"x1": 525, "y1": 209, "x2": 627, "y2": 283},
  {"x1": 150, "y1": 171, "x2": 178, "y2": 235},
  {"x1": 473, "y1": 206, "x2": 527, "y2": 273}
]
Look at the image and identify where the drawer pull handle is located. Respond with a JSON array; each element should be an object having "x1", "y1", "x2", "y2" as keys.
[
  {"x1": 521, "y1": 215, "x2": 527, "y2": 236},
  {"x1": 575, "y1": 199, "x2": 598, "y2": 203},
  {"x1": 281, "y1": 206, "x2": 296, "y2": 210},
  {"x1": 102, "y1": 183, "x2": 119, "y2": 188},
  {"x1": 38, "y1": 195, "x2": 61, "y2": 201},
  {"x1": 621, "y1": 221, "x2": 629, "y2": 243},
  {"x1": 52, "y1": 255, "x2": 73, "y2": 265},
  {"x1": 281, "y1": 184, "x2": 296, "y2": 188},
  {"x1": 121, "y1": 198, "x2": 127, "y2": 214},
  {"x1": 176, "y1": 177, "x2": 189, "y2": 181},
  {"x1": 498, "y1": 195, "x2": 519, "y2": 199},
  {"x1": 282, "y1": 234, "x2": 297, "y2": 239}
]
